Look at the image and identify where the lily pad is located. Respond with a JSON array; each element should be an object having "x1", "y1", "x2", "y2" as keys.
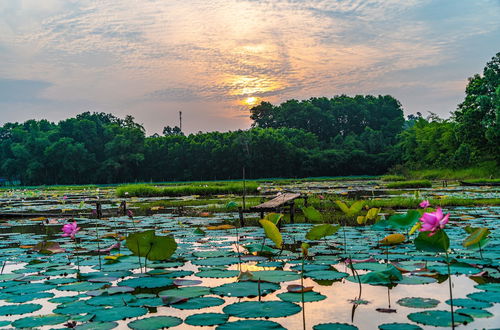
[
  {"x1": 128, "y1": 316, "x2": 183, "y2": 329},
  {"x1": 378, "y1": 323, "x2": 422, "y2": 330},
  {"x1": 277, "y1": 291, "x2": 326, "y2": 302},
  {"x1": 75, "y1": 322, "x2": 118, "y2": 330},
  {"x1": 223, "y1": 301, "x2": 301, "y2": 318},
  {"x1": 93, "y1": 306, "x2": 147, "y2": 322},
  {"x1": 12, "y1": 314, "x2": 69, "y2": 328},
  {"x1": 185, "y1": 313, "x2": 228, "y2": 326},
  {"x1": 455, "y1": 308, "x2": 493, "y2": 318},
  {"x1": 196, "y1": 269, "x2": 240, "y2": 278},
  {"x1": 250, "y1": 270, "x2": 301, "y2": 283},
  {"x1": 172, "y1": 297, "x2": 225, "y2": 310},
  {"x1": 313, "y1": 323, "x2": 358, "y2": 330},
  {"x1": 446, "y1": 298, "x2": 492, "y2": 309},
  {"x1": 407, "y1": 310, "x2": 473, "y2": 327},
  {"x1": 211, "y1": 281, "x2": 280, "y2": 298},
  {"x1": 396, "y1": 297, "x2": 439, "y2": 309},
  {"x1": 216, "y1": 320, "x2": 286, "y2": 330},
  {"x1": 305, "y1": 270, "x2": 349, "y2": 281},
  {"x1": 159, "y1": 286, "x2": 211, "y2": 299},
  {"x1": 467, "y1": 291, "x2": 500, "y2": 303},
  {"x1": 0, "y1": 303, "x2": 42, "y2": 316},
  {"x1": 118, "y1": 276, "x2": 173, "y2": 288}
]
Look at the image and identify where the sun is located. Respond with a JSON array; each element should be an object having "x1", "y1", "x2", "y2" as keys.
[{"x1": 243, "y1": 96, "x2": 259, "y2": 106}]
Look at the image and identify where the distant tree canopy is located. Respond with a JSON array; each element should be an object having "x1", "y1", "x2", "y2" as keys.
[{"x1": 0, "y1": 53, "x2": 498, "y2": 185}]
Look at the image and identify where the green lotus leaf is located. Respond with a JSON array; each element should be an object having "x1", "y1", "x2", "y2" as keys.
[
  {"x1": 172, "y1": 297, "x2": 225, "y2": 310},
  {"x1": 159, "y1": 286, "x2": 211, "y2": 299},
  {"x1": 277, "y1": 291, "x2": 326, "y2": 302},
  {"x1": 407, "y1": 310, "x2": 473, "y2": 327},
  {"x1": 185, "y1": 313, "x2": 228, "y2": 326},
  {"x1": 216, "y1": 320, "x2": 286, "y2": 330},
  {"x1": 306, "y1": 224, "x2": 340, "y2": 240},
  {"x1": 223, "y1": 301, "x2": 301, "y2": 318},
  {"x1": 378, "y1": 323, "x2": 422, "y2": 330},
  {"x1": 93, "y1": 306, "x2": 147, "y2": 322},
  {"x1": 128, "y1": 316, "x2": 183, "y2": 330},
  {"x1": 396, "y1": 297, "x2": 440, "y2": 308},
  {"x1": 118, "y1": 276, "x2": 173, "y2": 288},
  {"x1": 12, "y1": 314, "x2": 69, "y2": 328},
  {"x1": 126, "y1": 230, "x2": 177, "y2": 261},
  {"x1": 313, "y1": 323, "x2": 359, "y2": 329},
  {"x1": 211, "y1": 281, "x2": 280, "y2": 298},
  {"x1": 0, "y1": 303, "x2": 42, "y2": 316}
]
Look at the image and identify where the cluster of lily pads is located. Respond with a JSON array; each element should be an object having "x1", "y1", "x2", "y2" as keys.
[{"x1": 0, "y1": 195, "x2": 498, "y2": 329}]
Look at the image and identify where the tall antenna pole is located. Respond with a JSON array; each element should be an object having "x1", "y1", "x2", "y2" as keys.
[{"x1": 179, "y1": 111, "x2": 182, "y2": 131}]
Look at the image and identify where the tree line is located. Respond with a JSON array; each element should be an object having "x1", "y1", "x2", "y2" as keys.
[{"x1": 0, "y1": 53, "x2": 498, "y2": 185}]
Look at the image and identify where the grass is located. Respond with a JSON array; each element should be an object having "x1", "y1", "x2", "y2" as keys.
[
  {"x1": 380, "y1": 175, "x2": 406, "y2": 181},
  {"x1": 117, "y1": 182, "x2": 260, "y2": 197},
  {"x1": 407, "y1": 162, "x2": 499, "y2": 180},
  {"x1": 460, "y1": 179, "x2": 500, "y2": 184},
  {"x1": 385, "y1": 180, "x2": 432, "y2": 189}
]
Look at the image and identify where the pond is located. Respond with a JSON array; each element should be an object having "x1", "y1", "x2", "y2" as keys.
[{"x1": 0, "y1": 182, "x2": 498, "y2": 329}]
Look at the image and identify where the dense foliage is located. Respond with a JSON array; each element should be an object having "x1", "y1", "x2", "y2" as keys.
[
  {"x1": 0, "y1": 53, "x2": 498, "y2": 185},
  {"x1": 398, "y1": 52, "x2": 499, "y2": 170}
]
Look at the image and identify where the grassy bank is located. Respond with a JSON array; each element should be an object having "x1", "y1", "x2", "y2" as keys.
[
  {"x1": 117, "y1": 182, "x2": 260, "y2": 197},
  {"x1": 385, "y1": 180, "x2": 432, "y2": 189},
  {"x1": 406, "y1": 163, "x2": 499, "y2": 180}
]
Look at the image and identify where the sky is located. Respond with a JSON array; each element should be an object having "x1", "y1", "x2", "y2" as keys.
[{"x1": 0, "y1": 0, "x2": 499, "y2": 135}]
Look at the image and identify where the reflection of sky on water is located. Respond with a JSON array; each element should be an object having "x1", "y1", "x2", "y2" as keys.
[{"x1": 1, "y1": 1, "x2": 499, "y2": 133}]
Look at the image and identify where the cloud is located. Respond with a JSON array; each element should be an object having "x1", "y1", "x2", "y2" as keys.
[{"x1": 0, "y1": 78, "x2": 52, "y2": 103}]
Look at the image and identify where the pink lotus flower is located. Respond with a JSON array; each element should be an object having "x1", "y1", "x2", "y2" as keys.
[
  {"x1": 419, "y1": 208, "x2": 449, "y2": 236},
  {"x1": 62, "y1": 221, "x2": 80, "y2": 239},
  {"x1": 419, "y1": 200, "x2": 430, "y2": 208},
  {"x1": 318, "y1": 195, "x2": 325, "y2": 200}
]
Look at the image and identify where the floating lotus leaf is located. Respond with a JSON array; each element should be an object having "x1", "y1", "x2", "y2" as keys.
[
  {"x1": 0, "y1": 321, "x2": 10, "y2": 327},
  {"x1": 396, "y1": 297, "x2": 440, "y2": 308},
  {"x1": 223, "y1": 301, "x2": 301, "y2": 318},
  {"x1": 86, "y1": 293, "x2": 136, "y2": 306},
  {"x1": 49, "y1": 296, "x2": 79, "y2": 304},
  {"x1": 159, "y1": 286, "x2": 211, "y2": 299},
  {"x1": 455, "y1": 308, "x2": 493, "y2": 318},
  {"x1": 348, "y1": 265, "x2": 402, "y2": 286},
  {"x1": 211, "y1": 281, "x2": 280, "y2": 298},
  {"x1": 192, "y1": 257, "x2": 241, "y2": 266},
  {"x1": 474, "y1": 283, "x2": 500, "y2": 292},
  {"x1": 277, "y1": 291, "x2": 326, "y2": 302},
  {"x1": 305, "y1": 270, "x2": 349, "y2": 281},
  {"x1": 407, "y1": 310, "x2": 473, "y2": 327},
  {"x1": 128, "y1": 297, "x2": 163, "y2": 307},
  {"x1": 290, "y1": 264, "x2": 330, "y2": 272},
  {"x1": 467, "y1": 291, "x2": 500, "y2": 303},
  {"x1": 0, "y1": 274, "x2": 22, "y2": 281},
  {"x1": 173, "y1": 279, "x2": 202, "y2": 286},
  {"x1": 185, "y1": 313, "x2": 228, "y2": 326},
  {"x1": 352, "y1": 262, "x2": 388, "y2": 272},
  {"x1": 3, "y1": 282, "x2": 55, "y2": 294},
  {"x1": 250, "y1": 270, "x2": 301, "y2": 283},
  {"x1": 378, "y1": 323, "x2": 423, "y2": 330},
  {"x1": 0, "y1": 303, "x2": 42, "y2": 316},
  {"x1": 313, "y1": 323, "x2": 358, "y2": 329},
  {"x1": 93, "y1": 306, "x2": 147, "y2": 322},
  {"x1": 75, "y1": 322, "x2": 118, "y2": 329},
  {"x1": 53, "y1": 300, "x2": 102, "y2": 315},
  {"x1": 445, "y1": 298, "x2": 492, "y2": 309},
  {"x1": 397, "y1": 276, "x2": 437, "y2": 285},
  {"x1": 118, "y1": 276, "x2": 173, "y2": 288},
  {"x1": 172, "y1": 297, "x2": 225, "y2": 310},
  {"x1": 216, "y1": 320, "x2": 286, "y2": 330},
  {"x1": 128, "y1": 316, "x2": 183, "y2": 330},
  {"x1": 428, "y1": 262, "x2": 478, "y2": 275},
  {"x1": 12, "y1": 314, "x2": 69, "y2": 328},
  {"x1": 196, "y1": 269, "x2": 239, "y2": 278},
  {"x1": 58, "y1": 281, "x2": 104, "y2": 292},
  {"x1": 5, "y1": 291, "x2": 54, "y2": 303}
]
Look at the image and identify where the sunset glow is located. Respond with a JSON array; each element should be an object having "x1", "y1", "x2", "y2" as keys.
[{"x1": 0, "y1": 1, "x2": 498, "y2": 134}]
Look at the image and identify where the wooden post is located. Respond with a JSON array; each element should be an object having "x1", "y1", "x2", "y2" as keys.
[
  {"x1": 260, "y1": 211, "x2": 264, "y2": 219},
  {"x1": 119, "y1": 201, "x2": 127, "y2": 216},
  {"x1": 238, "y1": 207, "x2": 245, "y2": 227},
  {"x1": 96, "y1": 202, "x2": 102, "y2": 219},
  {"x1": 290, "y1": 201, "x2": 295, "y2": 224},
  {"x1": 304, "y1": 195, "x2": 308, "y2": 207}
]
